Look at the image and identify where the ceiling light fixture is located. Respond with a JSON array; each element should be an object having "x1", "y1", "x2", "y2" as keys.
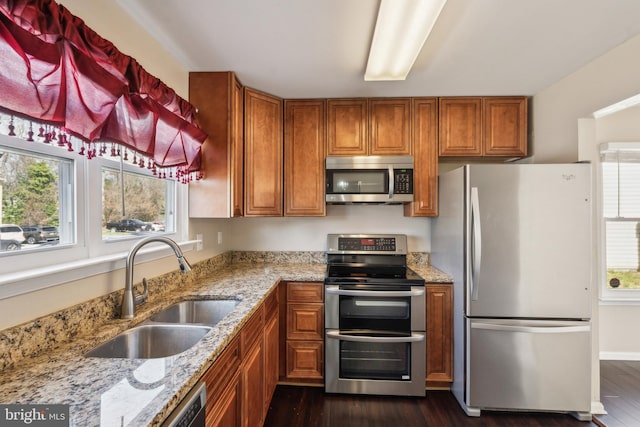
[{"x1": 365, "y1": 0, "x2": 447, "y2": 81}]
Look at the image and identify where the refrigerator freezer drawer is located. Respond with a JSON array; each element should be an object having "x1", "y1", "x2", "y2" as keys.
[{"x1": 467, "y1": 318, "x2": 591, "y2": 413}]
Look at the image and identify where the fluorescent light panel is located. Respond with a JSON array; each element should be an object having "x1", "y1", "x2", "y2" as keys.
[{"x1": 365, "y1": 0, "x2": 447, "y2": 81}]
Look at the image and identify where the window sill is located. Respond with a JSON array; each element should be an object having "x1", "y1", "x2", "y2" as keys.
[
  {"x1": 0, "y1": 240, "x2": 197, "y2": 301},
  {"x1": 599, "y1": 297, "x2": 640, "y2": 306}
]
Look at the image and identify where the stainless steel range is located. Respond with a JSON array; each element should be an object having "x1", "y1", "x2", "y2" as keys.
[{"x1": 324, "y1": 234, "x2": 426, "y2": 397}]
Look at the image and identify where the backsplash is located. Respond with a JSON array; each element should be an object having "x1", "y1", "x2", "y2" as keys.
[{"x1": 0, "y1": 250, "x2": 427, "y2": 372}]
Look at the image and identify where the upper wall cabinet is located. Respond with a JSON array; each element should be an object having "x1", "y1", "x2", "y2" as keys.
[
  {"x1": 244, "y1": 87, "x2": 284, "y2": 217},
  {"x1": 404, "y1": 98, "x2": 438, "y2": 217},
  {"x1": 326, "y1": 99, "x2": 368, "y2": 156},
  {"x1": 326, "y1": 98, "x2": 411, "y2": 156},
  {"x1": 369, "y1": 98, "x2": 412, "y2": 156},
  {"x1": 284, "y1": 100, "x2": 326, "y2": 216},
  {"x1": 438, "y1": 96, "x2": 528, "y2": 158},
  {"x1": 188, "y1": 71, "x2": 244, "y2": 218}
]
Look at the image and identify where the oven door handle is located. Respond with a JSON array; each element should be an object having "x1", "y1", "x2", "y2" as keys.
[
  {"x1": 326, "y1": 331, "x2": 425, "y2": 343},
  {"x1": 325, "y1": 285, "x2": 424, "y2": 298}
]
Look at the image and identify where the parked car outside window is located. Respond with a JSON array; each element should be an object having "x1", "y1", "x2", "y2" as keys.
[
  {"x1": 0, "y1": 239, "x2": 21, "y2": 251},
  {"x1": 21, "y1": 225, "x2": 60, "y2": 245},
  {"x1": 0, "y1": 224, "x2": 25, "y2": 242}
]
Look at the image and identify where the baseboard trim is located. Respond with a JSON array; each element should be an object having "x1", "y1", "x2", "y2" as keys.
[
  {"x1": 600, "y1": 351, "x2": 640, "y2": 361},
  {"x1": 591, "y1": 400, "x2": 607, "y2": 415}
]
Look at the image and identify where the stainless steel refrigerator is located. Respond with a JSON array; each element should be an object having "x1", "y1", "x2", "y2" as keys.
[{"x1": 431, "y1": 163, "x2": 592, "y2": 420}]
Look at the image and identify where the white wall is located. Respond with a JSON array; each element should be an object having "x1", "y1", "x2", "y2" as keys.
[
  {"x1": 533, "y1": 33, "x2": 640, "y2": 412},
  {"x1": 229, "y1": 205, "x2": 430, "y2": 252}
]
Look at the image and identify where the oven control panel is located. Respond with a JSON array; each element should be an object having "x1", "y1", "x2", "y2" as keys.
[{"x1": 327, "y1": 234, "x2": 407, "y2": 255}]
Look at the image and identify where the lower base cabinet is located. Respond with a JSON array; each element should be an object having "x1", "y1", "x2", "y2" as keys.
[
  {"x1": 426, "y1": 283, "x2": 453, "y2": 386},
  {"x1": 200, "y1": 287, "x2": 278, "y2": 427}
]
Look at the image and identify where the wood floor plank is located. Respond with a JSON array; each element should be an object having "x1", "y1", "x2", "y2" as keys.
[{"x1": 265, "y1": 387, "x2": 597, "y2": 427}]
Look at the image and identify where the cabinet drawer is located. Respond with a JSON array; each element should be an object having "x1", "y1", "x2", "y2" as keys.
[
  {"x1": 286, "y1": 282, "x2": 323, "y2": 302},
  {"x1": 286, "y1": 341, "x2": 324, "y2": 379},
  {"x1": 287, "y1": 303, "x2": 324, "y2": 340},
  {"x1": 241, "y1": 305, "x2": 264, "y2": 355},
  {"x1": 264, "y1": 288, "x2": 279, "y2": 321}
]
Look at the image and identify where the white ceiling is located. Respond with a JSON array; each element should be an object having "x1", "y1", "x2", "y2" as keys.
[{"x1": 118, "y1": 0, "x2": 640, "y2": 99}]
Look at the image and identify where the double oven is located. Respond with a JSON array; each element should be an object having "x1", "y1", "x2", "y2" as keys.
[{"x1": 324, "y1": 234, "x2": 426, "y2": 397}]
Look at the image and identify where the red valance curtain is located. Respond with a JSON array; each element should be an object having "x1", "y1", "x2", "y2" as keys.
[{"x1": 0, "y1": 0, "x2": 205, "y2": 174}]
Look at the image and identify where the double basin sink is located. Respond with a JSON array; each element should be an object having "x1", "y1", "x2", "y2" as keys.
[{"x1": 85, "y1": 299, "x2": 240, "y2": 359}]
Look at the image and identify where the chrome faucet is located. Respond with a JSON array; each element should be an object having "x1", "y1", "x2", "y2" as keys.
[{"x1": 121, "y1": 236, "x2": 192, "y2": 319}]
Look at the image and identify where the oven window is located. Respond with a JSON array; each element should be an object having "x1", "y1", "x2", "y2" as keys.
[
  {"x1": 340, "y1": 339, "x2": 411, "y2": 381},
  {"x1": 339, "y1": 296, "x2": 410, "y2": 331},
  {"x1": 329, "y1": 170, "x2": 387, "y2": 194}
]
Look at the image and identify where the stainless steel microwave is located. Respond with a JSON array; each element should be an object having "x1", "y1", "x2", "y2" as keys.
[{"x1": 325, "y1": 156, "x2": 414, "y2": 204}]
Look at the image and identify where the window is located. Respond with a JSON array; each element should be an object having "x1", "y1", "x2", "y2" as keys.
[
  {"x1": 0, "y1": 129, "x2": 189, "y2": 289},
  {"x1": 101, "y1": 158, "x2": 175, "y2": 240},
  {"x1": 601, "y1": 142, "x2": 640, "y2": 296},
  {"x1": 0, "y1": 145, "x2": 74, "y2": 252}
]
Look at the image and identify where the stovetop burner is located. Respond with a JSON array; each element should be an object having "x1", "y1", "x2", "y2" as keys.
[{"x1": 324, "y1": 234, "x2": 425, "y2": 286}]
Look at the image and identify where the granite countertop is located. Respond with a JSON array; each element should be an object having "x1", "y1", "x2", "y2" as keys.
[{"x1": 0, "y1": 262, "x2": 451, "y2": 427}]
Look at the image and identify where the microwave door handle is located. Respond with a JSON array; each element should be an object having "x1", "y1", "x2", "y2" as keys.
[{"x1": 388, "y1": 165, "x2": 394, "y2": 199}]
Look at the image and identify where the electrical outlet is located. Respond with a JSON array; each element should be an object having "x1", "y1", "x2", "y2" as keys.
[
  {"x1": 196, "y1": 233, "x2": 203, "y2": 251},
  {"x1": 217, "y1": 231, "x2": 223, "y2": 245}
]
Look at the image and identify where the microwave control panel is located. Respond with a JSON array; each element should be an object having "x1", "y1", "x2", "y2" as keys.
[{"x1": 394, "y1": 170, "x2": 413, "y2": 194}]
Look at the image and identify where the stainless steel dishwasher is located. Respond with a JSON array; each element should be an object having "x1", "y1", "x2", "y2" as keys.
[{"x1": 161, "y1": 382, "x2": 206, "y2": 427}]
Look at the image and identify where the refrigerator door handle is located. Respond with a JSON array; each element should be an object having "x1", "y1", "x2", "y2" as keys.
[
  {"x1": 471, "y1": 322, "x2": 591, "y2": 334},
  {"x1": 470, "y1": 187, "x2": 482, "y2": 300}
]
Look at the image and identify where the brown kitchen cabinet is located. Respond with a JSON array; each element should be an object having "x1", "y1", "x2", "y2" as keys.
[
  {"x1": 369, "y1": 98, "x2": 412, "y2": 155},
  {"x1": 327, "y1": 98, "x2": 368, "y2": 156},
  {"x1": 284, "y1": 99, "x2": 326, "y2": 216},
  {"x1": 425, "y1": 283, "x2": 453, "y2": 387},
  {"x1": 326, "y1": 98, "x2": 411, "y2": 156},
  {"x1": 438, "y1": 96, "x2": 528, "y2": 158},
  {"x1": 263, "y1": 290, "x2": 279, "y2": 415},
  {"x1": 404, "y1": 97, "x2": 438, "y2": 217},
  {"x1": 200, "y1": 335, "x2": 242, "y2": 427},
  {"x1": 188, "y1": 71, "x2": 244, "y2": 218},
  {"x1": 283, "y1": 281, "x2": 324, "y2": 383},
  {"x1": 244, "y1": 87, "x2": 283, "y2": 216},
  {"x1": 200, "y1": 287, "x2": 278, "y2": 427}
]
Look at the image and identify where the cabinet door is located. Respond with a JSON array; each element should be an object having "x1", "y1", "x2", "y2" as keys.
[
  {"x1": 206, "y1": 370, "x2": 241, "y2": 427},
  {"x1": 405, "y1": 98, "x2": 438, "y2": 217},
  {"x1": 231, "y1": 78, "x2": 244, "y2": 216},
  {"x1": 327, "y1": 99, "x2": 368, "y2": 156},
  {"x1": 426, "y1": 284, "x2": 453, "y2": 383},
  {"x1": 188, "y1": 71, "x2": 243, "y2": 218},
  {"x1": 286, "y1": 341, "x2": 324, "y2": 379},
  {"x1": 264, "y1": 313, "x2": 279, "y2": 415},
  {"x1": 438, "y1": 97, "x2": 482, "y2": 156},
  {"x1": 242, "y1": 338, "x2": 265, "y2": 427},
  {"x1": 284, "y1": 100, "x2": 326, "y2": 216},
  {"x1": 369, "y1": 98, "x2": 411, "y2": 155},
  {"x1": 244, "y1": 87, "x2": 283, "y2": 216},
  {"x1": 483, "y1": 97, "x2": 528, "y2": 157}
]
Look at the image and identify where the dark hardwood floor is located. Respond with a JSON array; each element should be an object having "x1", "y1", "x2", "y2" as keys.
[
  {"x1": 595, "y1": 360, "x2": 640, "y2": 427},
  {"x1": 265, "y1": 386, "x2": 597, "y2": 427},
  {"x1": 266, "y1": 361, "x2": 640, "y2": 427}
]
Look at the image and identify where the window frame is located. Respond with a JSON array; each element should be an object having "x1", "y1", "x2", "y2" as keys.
[
  {"x1": 0, "y1": 134, "x2": 193, "y2": 300},
  {"x1": 599, "y1": 141, "x2": 640, "y2": 302}
]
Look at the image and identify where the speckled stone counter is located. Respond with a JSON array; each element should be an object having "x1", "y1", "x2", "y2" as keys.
[{"x1": 0, "y1": 258, "x2": 451, "y2": 427}]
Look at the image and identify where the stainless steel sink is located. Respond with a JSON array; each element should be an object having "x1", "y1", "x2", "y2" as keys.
[
  {"x1": 149, "y1": 299, "x2": 240, "y2": 326},
  {"x1": 85, "y1": 324, "x2": 211, "y2": 359}
]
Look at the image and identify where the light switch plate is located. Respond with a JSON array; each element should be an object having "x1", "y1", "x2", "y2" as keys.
[{"x1": 196, "y1": 234, "x2": 203, "y2": 251}]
